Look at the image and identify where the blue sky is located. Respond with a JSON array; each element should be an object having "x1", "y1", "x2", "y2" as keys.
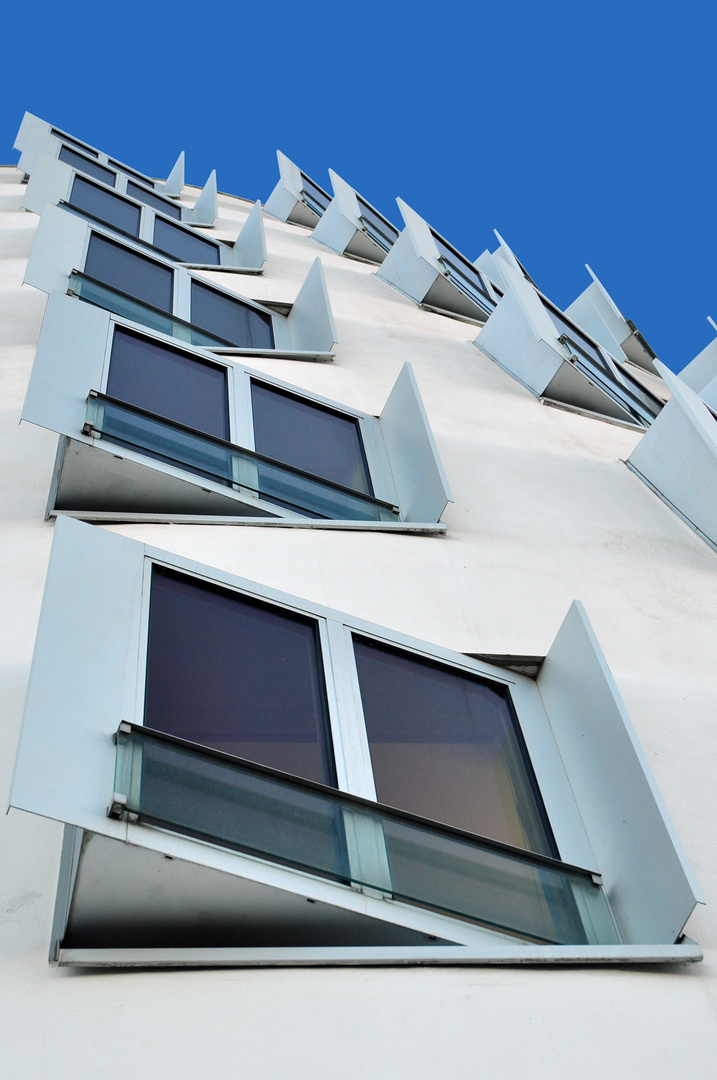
[{"x1": 2, "y1": 0, "x2": 714, "y2": 372}]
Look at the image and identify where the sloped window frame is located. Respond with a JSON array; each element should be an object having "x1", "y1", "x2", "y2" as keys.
[
  {"x1": 22, "y1": 154, "x2": 266, "y2": 272},
  {"x1": 15, "y1": 112, "x2": 217, "y2": 225},
  {"x1": 24, "y1": 206, "x2": 332, "y2": 360},
  {"x1": 22, "y1": 292, "x2": 451, "y2": 527},
  {"x1": 10, "y1": 518, "x2": 702, "y2": 966},
  {"x1": 311, "y1": 169, "x2": 399, "y2": 264}
]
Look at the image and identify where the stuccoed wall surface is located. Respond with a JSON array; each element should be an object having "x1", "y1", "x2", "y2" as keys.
[{"x1": 1, "y1": 165, "x2": 716, "y2": 1079}]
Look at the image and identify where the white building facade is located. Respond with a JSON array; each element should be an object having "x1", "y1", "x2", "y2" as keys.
[{"x1": 1, "y1": 117, "x2": 716, "y2": 1077}]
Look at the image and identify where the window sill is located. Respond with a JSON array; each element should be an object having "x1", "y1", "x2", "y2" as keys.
[
  {"x1": 56, "y1": 938, "x2": 702, "y2": 969},
  {"x1": 49, "y1": 509, "x2": 447, "y2": 534}
]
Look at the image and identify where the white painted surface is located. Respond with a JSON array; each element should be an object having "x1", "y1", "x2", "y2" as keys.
[{"x1": 2, "y1": 162, "x2": 717, "y2": 1076}]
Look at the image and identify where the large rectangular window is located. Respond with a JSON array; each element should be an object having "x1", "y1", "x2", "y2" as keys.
[
  {"x1": 153, "y1": 217, "x2": 221, "y2": 265},
  {"x1": 108, "y1": 159, "x2": 156, "y2": 187},
  {"x1": 251, "y1": 381, "x2": 373, "y2": 495},
  {"x1": 85, "y1": 234, "x2": 174, "y2": 313},
  {"x1": 58, "y1": 145, "x2": 116, "y2": 186},
  {"x1": 106, "y1": 328, "x2": 229, "y2": 438},
  {"x1": 144, "y1": 567, "x2": 337, "y2": 786},
  {"x1": 353, "y1": 637, "x2": 557, "y2": 858},
  {"x1": 190, "y1": 281, "x2": 274, "y2": 349},
  {"x1": 127, "y1": 181, "x2": 182, "y2": 220},
  {"x1": 69, "y1": 176, "x2": 141, "y2": 238}
]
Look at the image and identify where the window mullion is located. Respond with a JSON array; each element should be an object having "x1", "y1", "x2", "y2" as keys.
[{"x1": 321, "y1": 619, "x2": 376, "y2": 800}]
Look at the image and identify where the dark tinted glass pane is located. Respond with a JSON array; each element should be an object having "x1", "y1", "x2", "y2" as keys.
[
  {"x1": 191, "y1": 281, "x2": 274, "y2": 348},
  {"x1": 127, "y1": 181, "x2": 182, "y2": 220},
  {"x1": 59, "y1": 145, "x2": 116, "y2": 186},
  {"x1": 52, "y1": 130, "x2": 99, "y2": 157},
  {"x1": 353, "y1": 637, "x2": 557, "y2": 857},
  {"x1": 251, "y1": 382, "x2": 372, "y2": 494},
  {"x1": 85, "y1": 234, "x2": 173, "y2": 313},
  {"x1": 69, "y1": 176, "x2": 141, "y2": 237},
  {"x1": 109, "y1": 160, "x2": 155, "y2": 187},
  {"x1": 154, "y1": 217, "x2": 220, "y2": 265},
  {"x1": 144, "y1": 567, "x2": 336, "y2": 786},
  {"x1": 300, "y1": 173, "x2": 331, "y2": 213},
  {"x1": 107, "y1": 328, "x2": 229, "y2": 438}
]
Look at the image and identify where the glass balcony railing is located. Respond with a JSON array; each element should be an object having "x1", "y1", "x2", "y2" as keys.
[
  {"x1": 69, "y1": 272, "x2": 234, "y2": 350},
  {"x1": 111, "y1": 723, "x2": 621, "y2": 947},
  {"x1": 83, "y1": 392, "x2": 401, "y2": 522}
]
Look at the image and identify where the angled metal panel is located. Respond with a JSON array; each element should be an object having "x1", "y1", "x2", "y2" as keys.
[
  {"x1": 376, "y1": 199, "x2": 439, "y2": 305},
  {"x1": 24, "y1": 203, "x2": 88, "y2": 296},
  {"x1": 21, "y1": 152, "x2": 74, "y2": 217},
  {"x1": 379, "y1": 362, "x2": 453, "y2": 523},
  {"x1": 265, "y1": 151, "x2": 313, "y2": 224},
  {"x1": 286, "y1": 258, "x2": 337, "y2": 352},
  {"x1": 9, "y1": 516, "x2": 145, "y2": 834},
  {"x1": 564, "y1": 269, "x2": 630, "y2": 363},
  {"x1": 537, "y1": 601, "x2": 703, "y2": 945},
  {"x1": 160, "y1": 150, "x2": 185, "y2": 197},
  {"x1": 474, "y1": 262, "x2": 565, "y2": 395},
  {"x1": 22, "y1": 291, "x2": 110, "y2": 436},
  {"x1": 189, "y1": 169, "x2": 217, "y2": 226},
  {"x1": 628, "y1": 362, "x2": 717, "y2": 546},
  {"x1": 231, "y1": 201, "x2": 267, "y2": 269},
  {"x1": 679, "y1": 318, "x2": 717, "y2": 408},
  {"x1": 311, "y1": 175, "x2": 359, "y2": 256}
]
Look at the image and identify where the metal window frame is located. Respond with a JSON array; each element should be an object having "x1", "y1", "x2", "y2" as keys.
[{"x1": 10, "y1": 518, "x2": 703, "y2": 965}]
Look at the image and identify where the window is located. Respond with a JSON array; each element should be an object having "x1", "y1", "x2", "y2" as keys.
[
  {"x1": 475, "y1": 251, "x2": 666, "y2": 428},
  {"x1": 69, "y1": 175, "x2": 142, "y2": 238},
  {"x1": 627, "y1": 362, "x2": 717, "y2": 551},
  {"x1": 24, "y1": 155, "x2": 264, "y2": 269},
  {"x1": 312, "y1": 169, "x2": 399, "y2": 264},
  {"x1": 265, "y1": 150, "x2": 331, "y2": 227},
  {"x1": 377, "y1": 199, "x2": 500, "y2": 322},
  {"x1": 127, "y1": 180, "x2": 182, "y2": 220},
  {"x1": 16, "y1": 112, "x2": 218, "y2": 226},
  {"x1": 25, "y1": 209, "x2": 328, "y2": 356},
  {"x1": 10, "y1": 518, "x2": 702, "y2": 964},
  {"x1": 58, "y1": 145, "x2": 116, "y2": 186},
  {"x1": 23, "y1": 293, "x2": 451, "y2": 525}
]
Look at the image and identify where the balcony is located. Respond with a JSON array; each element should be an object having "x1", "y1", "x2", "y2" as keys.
[
  {"x1": 82, "y1": 391, "x2": 400, "y2": 522},
  {"x1": 110, "y1": 723, "x2": 620, "y2": 947}
]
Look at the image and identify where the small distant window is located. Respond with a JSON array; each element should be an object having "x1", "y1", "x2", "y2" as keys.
[
  {"x1": 85, "y1": 234, "x2": 173, "y2": 313},
  {"x1": 154, "y1": 217, "x2": 221, "y2": 265},
  {"x1": 300, "y1": 173, "x2": 331, "y2": 216},
  {"x1": 251, "y1": 381, "x2": 373, "y2": 495},
  {"x1": 69, "y1": 176, "x2": 141, "y2": 237},
  {"x1": 127, "y1": 181, "x2": 182, "y2": 221},
  {"x1": 58, "y1": 146, "x2": 116, "y2": 187},
  {"x1": 144, "y1": 566, "x2": 337, "y2": 786},
  {"x1": 432, "y1": 233, "x2": 494, "y2": 308},
  {"x1": 106, "y1": 327, "x2": 229, "y2": 439},
  {"x1": 357, "y1": 198, "x2": 399, "y2": 253},
  {"x1": 190, "y1": 281, "x2": 274, "y2": 349},
  {"x1": 353, "y1": 637, "x2": 557, "y2": 857},
  {"x1": 52, "y1": 130, "x2": 99, "y2": 157},
  {"x1": 108, "y1": 160, "x2": 155, "y2": 188}
]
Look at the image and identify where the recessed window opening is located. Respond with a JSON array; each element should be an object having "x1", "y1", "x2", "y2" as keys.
[
  {"x1": 190, "y1": 281, "x2": 274, "y2": 349},
  {"x1": 106, "y1": 328, "x2": 230, "y2": 439},
  {"x1": 52, "y1": 129, "x2": 99, "y2": 157},
  {"x1": 68, "y1": 176, "x2": 141, "y2": 238},
  {"x1": 353, "y1": 636, "x2": 557, "y2": 858},
  {"x1": 357, "y1": 198, "x2": 398, "y2": 252},
  {"x1": 144, "y1": 566, "x2": 337, "y2": 786},
  {"x1": 108, "y1": 159, "x2": 156, "y2": 188},
  {"x1": 127, "y1": 181, "x2": 182, "y2": 221},
  {"x1": 300, "y1": 173, "x2": 331, "y2": 216},
  {"x1": 58, "y1": 146, "x2": 116, "y2": 187},
  {"x1": 154, "y1": 217, "x2": 220, "y2": 265},
  {"x1": 85, "y1": 233, "x2": 174, "y2": 313},
  {"x1": 432, "y1": 233, "x2": 495, "y2": 310},
  {"x1": 250, "y1": 381, "x2": 373, "y2": 495}
]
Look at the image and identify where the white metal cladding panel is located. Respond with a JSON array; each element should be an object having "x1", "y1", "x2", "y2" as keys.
[
  {"x1": 536, "y1": 601, "x2": 702, "y2": 945},
  {"x1": 10, "y1": 517, "x2": 145, "y2": 835}
]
